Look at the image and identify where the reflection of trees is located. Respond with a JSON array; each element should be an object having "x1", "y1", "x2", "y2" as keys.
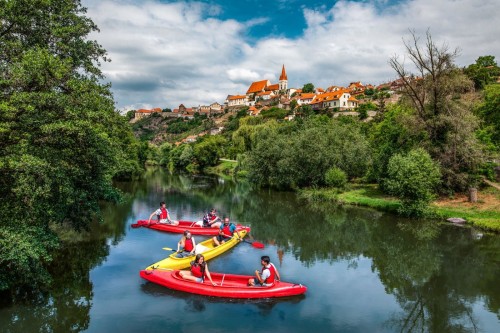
[
  {"x1": 0, "y1": 241, "x2": 109, "y2": 332},
  {"x1": 148, "y1": 171, "x2": 500, "y2": 332}
]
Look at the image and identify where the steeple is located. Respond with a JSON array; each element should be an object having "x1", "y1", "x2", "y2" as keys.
[
  {"x1": 279, "y1": 64, "x2": 287, "y2": 80},
  {"x1": 279, "y1": 64, "x2": 288, "y2": 91}
]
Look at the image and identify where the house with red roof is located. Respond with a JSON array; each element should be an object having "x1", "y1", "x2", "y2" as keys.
[
  {"x1": 310, "y1": 89, "x2": 358, "y2": 111},
  {"x1": 134, "y1": 107, "x2": 162, "y2": 121},
  {"x1": 226, "y1": 95, "x2": 247, "y2": 107}
]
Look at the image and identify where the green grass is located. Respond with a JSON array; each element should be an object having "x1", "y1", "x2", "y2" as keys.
[
  {"x1": 205, "y1": 160, "x2": 238, "y2": 179},
  {"x1": 300, "y1": 184, "x2": 500, "y2": 232}
]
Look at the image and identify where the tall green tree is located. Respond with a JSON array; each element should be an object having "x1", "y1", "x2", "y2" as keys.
[
  {"x1": 389, "y1": 31, "x2": 484, "y2": 191},
  {"x1": 0, "y1": 0, "x2": 140, "y2": 291},
  {"x1": 464, "y1": 55, "x2": 500, "y2": 90},
  {"x1": 302, "y1": 83, "x2": 315, "y2": 93}
]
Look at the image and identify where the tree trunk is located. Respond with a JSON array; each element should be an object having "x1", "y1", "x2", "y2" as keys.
[{"x1": 468, "y1": 187, "x2": 478, "y2": 203}]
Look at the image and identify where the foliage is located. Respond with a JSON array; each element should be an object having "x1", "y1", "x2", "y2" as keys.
[
  {"x1": 325, "y1": 167, "x2": 348, "y2": 188},
  {"x1": 302, "y1": 83, "x2": 315, "y2": 93},
  {"x1": 126, "y1": 110, "x2": 136, "y2": 120},
  {"x1": 464, "y1": 55, "x2": 500, "y2": 90},
  {"x1": 247, "y1": 117, "x2": 371, "y2": 189},
  {"x1": 385, "y1": 148, "x2": 441, "y2": 217},
  {"x1": 389, "y1": 30, "x2": 485, "y2": 192},
  {"x1": 0, "y1": 0, "x2": 140, "y2": 291},
  {"x1": 260, "y1": 107, "x2": 288, "y2": 119},
  {"x1": 158, "y1": 142, "x2": 173, "y2": 166},
  {"x1": 192, "y1": 135, "x2": 227, "y2": 169},
  {"x1": 369, "y1": 104, "x2": 422, "y2": 185},
  {"x1": 166, "y1": 117, "x2": 204, "y2": 134},
  {"x1": 475, "y1": 84, "x2": 500, "y2": 148}
]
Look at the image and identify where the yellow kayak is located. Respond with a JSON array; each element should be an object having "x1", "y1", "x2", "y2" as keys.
[{"x1": 144, "y1": 230, "x2": 248, "y2": 271}]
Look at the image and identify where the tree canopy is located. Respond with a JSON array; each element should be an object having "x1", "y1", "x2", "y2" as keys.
[{"x1": 0, "y1": 0, "x2": 140, "y2": 292}]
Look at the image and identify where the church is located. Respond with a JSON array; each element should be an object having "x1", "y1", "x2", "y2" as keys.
[{"x1": 245, "y1": 65, "x2": 289, "y2": 102}]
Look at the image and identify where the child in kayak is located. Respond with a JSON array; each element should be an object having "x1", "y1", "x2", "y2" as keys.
[
  {"x1": 176, "y1": 231, "x2": 196, "y2": 258},
  {"x1": 180, "y1": 254, "x2": 217, "y2": 286}
]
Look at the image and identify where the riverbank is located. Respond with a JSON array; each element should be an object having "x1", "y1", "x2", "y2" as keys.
[
  {"x1": 207, "y1": 160, "x2": 500, "y2": 232},
  {"x1": 299, "y1": 184, "x2": 500, "y2": 232}
]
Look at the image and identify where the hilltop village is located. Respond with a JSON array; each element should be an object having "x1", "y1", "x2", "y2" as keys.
[{"x1": 131, "y1": 65, "x2": 402, "y2": 131}]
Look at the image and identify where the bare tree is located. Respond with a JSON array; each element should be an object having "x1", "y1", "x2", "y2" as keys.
[{"x1": 389, "y1": 30, "x2": 484, "y2": 192}]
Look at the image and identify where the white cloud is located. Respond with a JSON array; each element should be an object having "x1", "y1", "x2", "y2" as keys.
[
  {"x1": 84, "y1": 0, "x2": 500, "y2": 110},
  {"x1": 227, "y1": 68, "x2": 261, "y2": 83}
]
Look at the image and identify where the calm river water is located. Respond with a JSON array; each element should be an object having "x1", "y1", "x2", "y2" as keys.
[{"x1": 1, "y1": 168, "x2": 499, "y2": 333}]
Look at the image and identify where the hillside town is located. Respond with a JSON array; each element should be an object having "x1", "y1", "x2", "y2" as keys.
[{"x1": 132, "y1": 65, "x2": 402, "y2": 122}]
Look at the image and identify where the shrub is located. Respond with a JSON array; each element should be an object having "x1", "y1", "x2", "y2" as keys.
[
  {"x1": 325, "y1": 167, "x2": 347, "y2": 188},
  {"x1": 385, "y1": 148, "x2": 441, "y2": 217}
]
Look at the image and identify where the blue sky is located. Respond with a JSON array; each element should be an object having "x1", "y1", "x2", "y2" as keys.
[{"x1": 83, "y1": 0, "x2": 500, "y2": 110}]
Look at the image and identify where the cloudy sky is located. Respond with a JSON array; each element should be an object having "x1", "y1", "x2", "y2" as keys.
[{"x1": 83, "y1": 0, "x2": 500, "y2": 111}]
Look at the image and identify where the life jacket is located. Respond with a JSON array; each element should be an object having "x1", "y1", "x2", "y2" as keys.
[
  {"x1": 202, "y1": 214, "x2": 211, "y2": 227},
  {"x1": 262, "y1": 264, "x2": 276, "y2": 285},
  {"x1": 221, "y1": 223, "x2": 234, "y2": 237},
  {"x1": 190, "y1": 262, "x2": 205, "y2": 279},
  {"x1": 159, "y1": 207, "x2": 168, "y2": 219},
  {"x1": 184, "y1": 237, "x2": 194, "y2": 252}
]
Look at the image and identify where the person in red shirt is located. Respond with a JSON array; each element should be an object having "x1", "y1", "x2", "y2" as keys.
[
  {"x1": 176, "y1": 231, "x2": 197, "y2": 258},
  {"x1": 147, "y1": 201, "x2": 178, "y2": 225},
  {"x1": 180, "y1": 254, "x2": 216, "y2": 286},
  {"x1": 248, "y1": 255, "x2": 281, "y2": 287}
]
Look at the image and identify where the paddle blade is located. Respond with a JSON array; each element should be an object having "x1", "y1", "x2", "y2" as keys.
[
  {"x1": 131, "y1": 223, "x2": 142, "y2": 228},
  {"x1": 162, "y1": 247, "x2": 175, "y2": 251},
  {"x1": 252, "y1": 241, "x2": 265, "y2": 249}
]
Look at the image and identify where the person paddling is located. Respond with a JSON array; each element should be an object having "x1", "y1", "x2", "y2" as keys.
[
  {"x1": 248, "y1": 255, "x2": 281, "y2": 287},
  {"x1": 212, "y1": 217, "x2": 242, "y2": 246},
  {"x1": 179, "y1": 254, "x2": 217, "y2": 286},
  {"x1": 176, "y1": 231, "x2": 196, "y2": 258},
  {"x1": 147, "y1": 201, "x2": 178, "y2": 226}
]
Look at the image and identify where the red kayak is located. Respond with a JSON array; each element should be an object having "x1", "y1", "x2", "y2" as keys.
[
  {"x1": 140, "y1": 269, "x2": 307, "y2": 298},
  {"x1": 131, "y1": 220, "x2": 250, "y2": 235}
]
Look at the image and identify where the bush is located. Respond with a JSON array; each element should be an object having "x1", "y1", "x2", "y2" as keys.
[
  {"x1": 385, "y1": 148, "x2": 441, "y2": 217},
  {"x1": 325, "y1": 167, "x2": 347, "y2": 188}
]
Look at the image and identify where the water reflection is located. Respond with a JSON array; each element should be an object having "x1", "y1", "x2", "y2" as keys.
[{"x1": 1, "y1": 170, "x2": 499, "y2": 333}]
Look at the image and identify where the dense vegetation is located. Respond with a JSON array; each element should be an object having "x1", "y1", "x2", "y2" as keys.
[
  {"x1": 151, "y1": 32, "x2": 499, "y2": 221},
  {"x1": 0, "y1": 0, "x2": 141, "y2": 292}
]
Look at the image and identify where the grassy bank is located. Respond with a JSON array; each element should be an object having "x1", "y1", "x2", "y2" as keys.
[
  {"x1": 299, "y1": 184, "x2": 500, "y2": 232},
  {"x1": 205, "y1": 160, "x2": 238, "y2": 180}
]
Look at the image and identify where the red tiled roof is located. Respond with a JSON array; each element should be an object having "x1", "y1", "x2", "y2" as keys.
[
  {"x1": 299, "y1": 93, "x2": 316, "y2": 100},
  {"x1": 246, "y1": 80, "x2": 269, "y2": 94},
  {"x1": 257, "y1": 91, "x2": 273, "y2": 96},
  {"x1": 311, "y1": 90, "x2": 350, "y2": 104},
  {"x1": 265, "y1": 84, "x2": 280, "y2": 91},
  {"x1": 228, "y1": 95, "x2": 246, "y2": 100},
  {"x1": 136, "y1": 108, "x2": 162, "y2": 113}
]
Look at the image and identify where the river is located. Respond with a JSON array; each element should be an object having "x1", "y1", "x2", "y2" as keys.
[{"x1": 1, "y1": 168, "x2": 499, "y2": 333}]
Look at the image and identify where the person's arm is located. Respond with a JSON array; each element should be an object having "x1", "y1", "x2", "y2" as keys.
[
  {"x1": 166, "y1": 210, "x2": 172, "y2": 223},
  {"x1": 148, "y1": 210, "x2": 157, "y2": 224},
  {"x1": 273, "y1": 264, "x2": 281, "y2": 282},
  {"x1": 254, "y1": 269, "x2": 265, "y2": 284},
  {"x1": 205, "y1": 264, "x2": 216, "y2": 286},
  {"x1": 177, "y1": 237, "x2": 184, "y2": 252},
  {"x1": 232, "y1": 225, "x2": 242, "y2": 240},
  {"x1": 190, "y1": 237, "x2": 196, "y2": 255}
]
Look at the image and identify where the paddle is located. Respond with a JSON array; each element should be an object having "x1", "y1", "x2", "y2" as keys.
[
  {"x1": 162, "y1": 247, "x2": 176, "y2": 252},
  {"x1": 242, "y1": 239, "x2": 265, "y2": 249}
]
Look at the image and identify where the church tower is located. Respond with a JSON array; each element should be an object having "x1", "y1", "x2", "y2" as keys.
[{"x1": 279, "y1": 64, "x2": 288, "y2": 91}]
